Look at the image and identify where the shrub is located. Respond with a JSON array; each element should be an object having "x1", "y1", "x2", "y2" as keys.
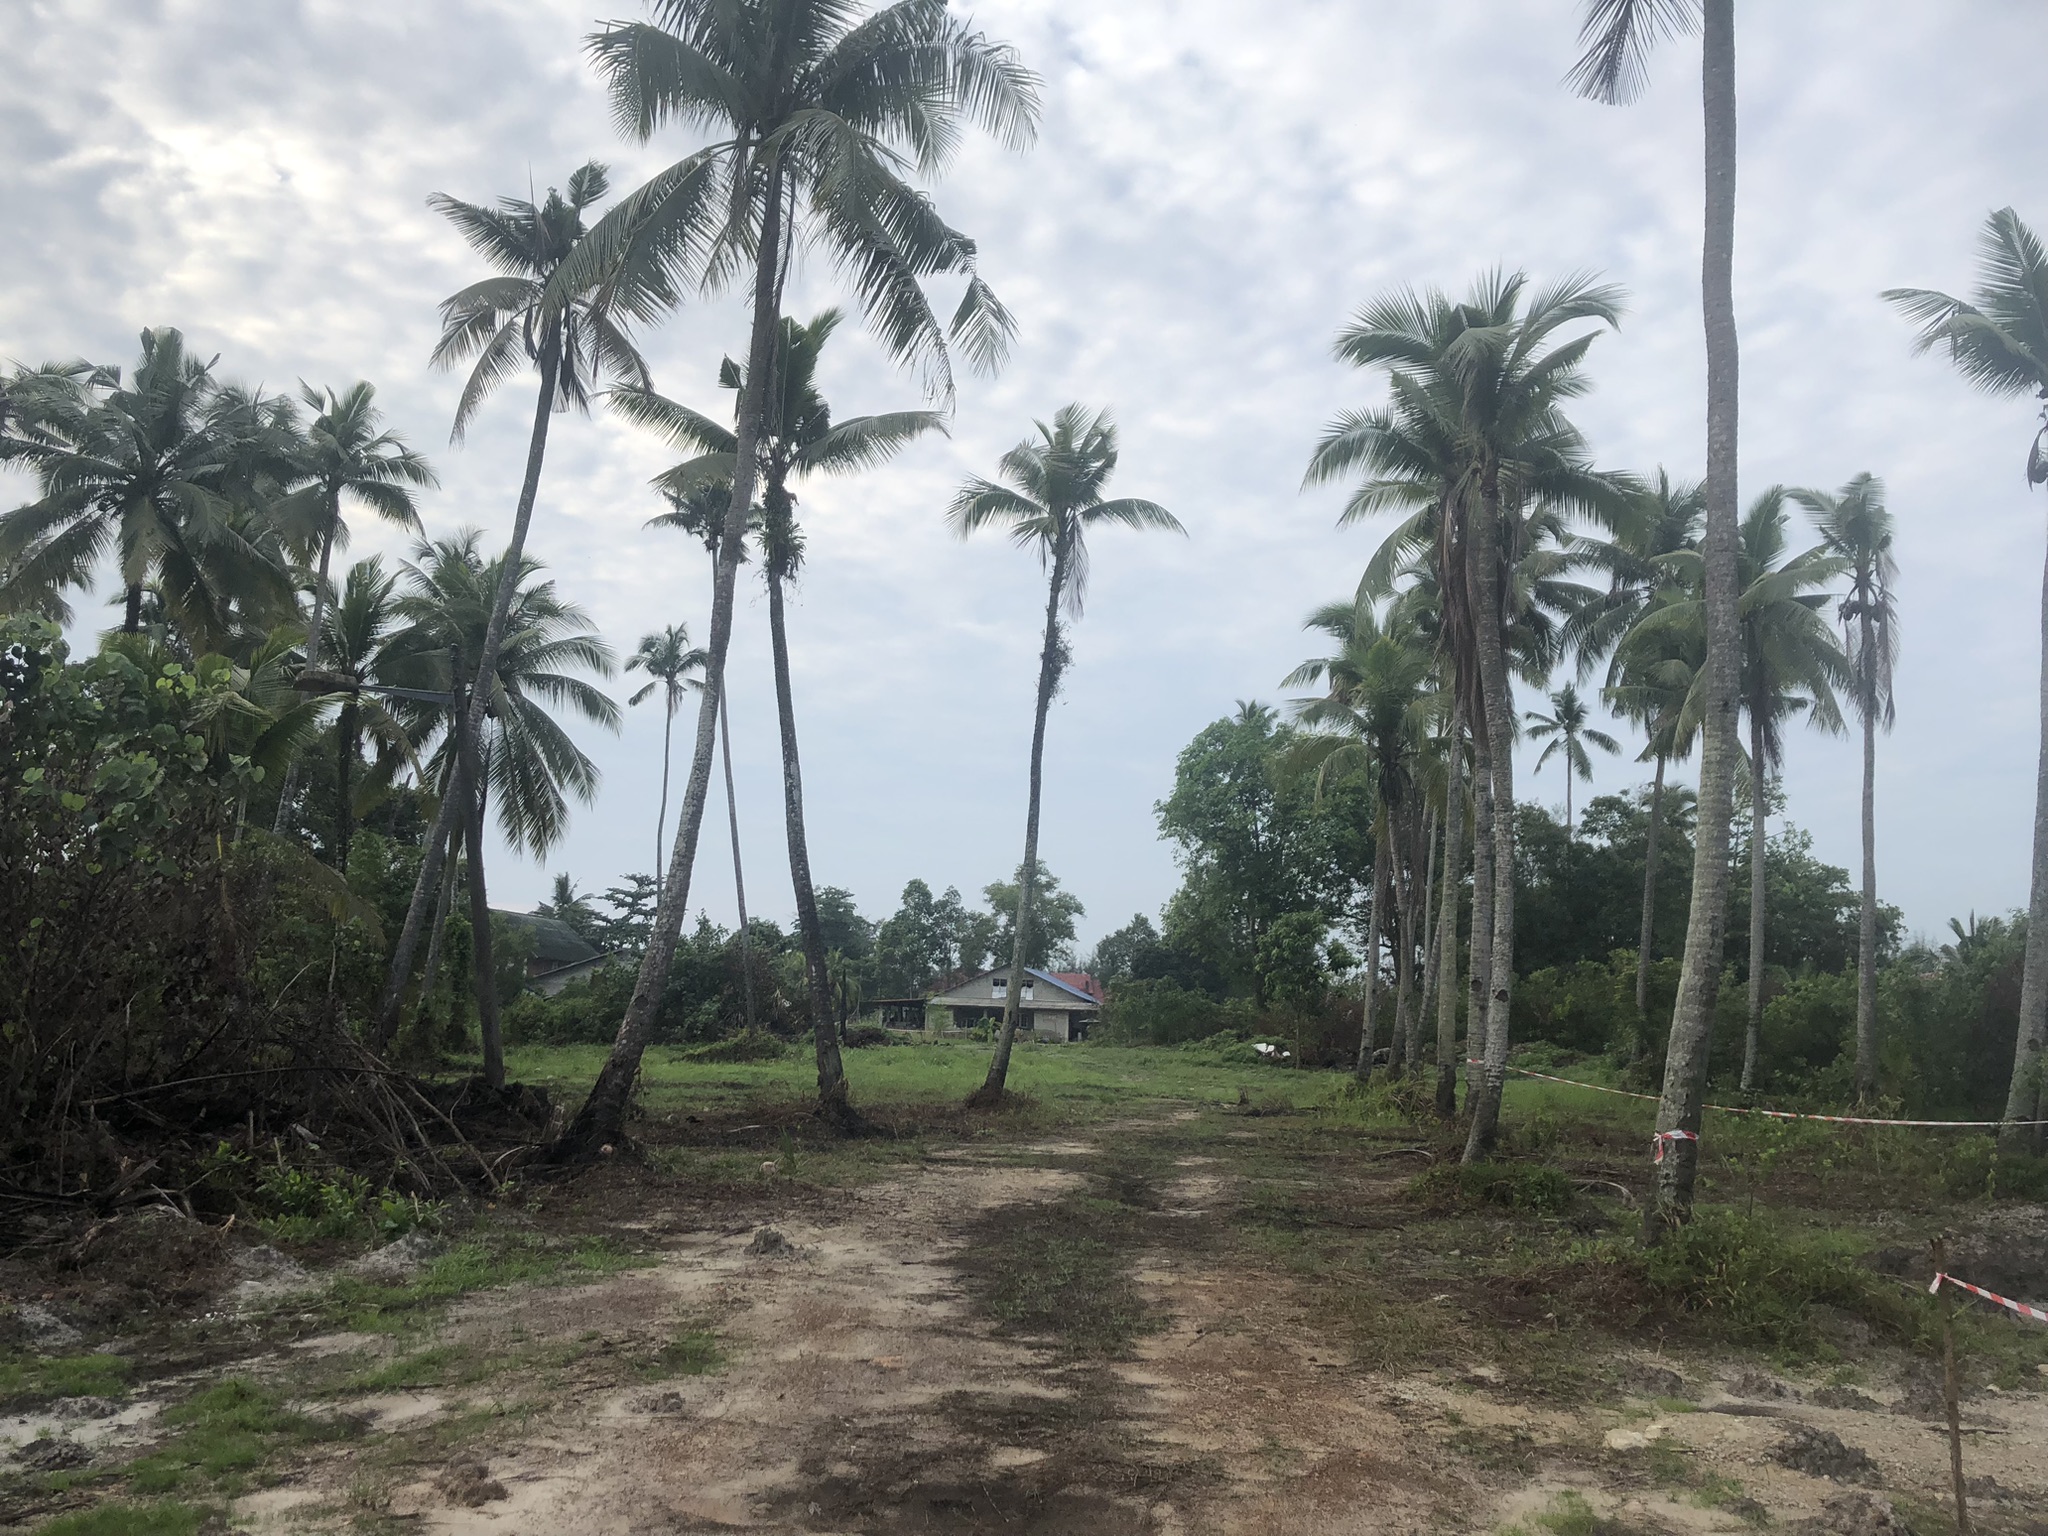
[
  {"x1": 1411, "y1": 1161, "x2": 1575, "y2": 1216},
  {"x1": 680, "y1": 1029, "x2": 786, "y2": 1063},
  {"x1": 843, "y1": 1024, "x2": 893, "y2": 1048},
  {"x1": 1101, "y1": 977, "x2": 1254, "y2": 1046}
]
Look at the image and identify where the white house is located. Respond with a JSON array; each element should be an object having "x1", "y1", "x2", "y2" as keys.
[{"x1": 926, "y1": 968, "x2": 1102, "y2": 1042}]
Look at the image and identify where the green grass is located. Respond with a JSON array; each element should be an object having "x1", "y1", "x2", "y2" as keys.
[
  {"x1": 644, "y1": 1327, "x2": 724, "y2": 1378},
  {"x1": 317, "y1": 1230, "x2": 655, "y2": 1333},
  {"x1": 29, "y1": 1503, "x2": 217, "y2": 1536},
  {"x1": 0, "y1": 1352, "x2": 133, "y2": 1408},
  {"x1": 124, "y1": 1379, "x2": 359, "y2": 1495}
]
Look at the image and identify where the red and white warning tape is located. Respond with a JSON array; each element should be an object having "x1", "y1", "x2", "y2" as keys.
[
  {"x1": 1652, "y1": 1129, "x2": 1698, "y2": 1163},
  {"x1": 1499, "y1": 1065, "x2": 2048, "y2": 1129},
  {"x1": 1930, "y1": 1271, "x2": 2048, "y2": 1325}
]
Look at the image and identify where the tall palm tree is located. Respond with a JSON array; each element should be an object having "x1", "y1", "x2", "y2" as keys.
[
  {"x1": 0, "y1": 329, "x2": 297, "y2": 642},
  {"x1": 1305, "y1": 271, "x2": 1631, "y2": 1161},
  {"x1": 615, "y1": 309, "x2": 943, "y2": 1116},
  {"x1": 553, "y1": 0, "x2": 1040, "y2": 1159},
  {"x1": 1285, "y1": 594, "x2": 1434, "y2": 1080},
  {"x1": 626, "y1": 624, "x2": 708, "y2": 904},
  {"x1": 394, "y1": 531, "x2": 620, "y2": 1085},
  {"x1": 1570, "y1": 0, "x2": 1743, "y2": 1233},
  {"x1": 645, "y1": 481, "x2": 761, "y2": 1034},
  {"x1": 269, "y1": 382, "x2": 435, "y2": 833},
  {"x1": 1793, "y1": 474, "x2": 1896, "y2": 1104},
  {"x1": 1523, "y1": 683, "x2": 1620, "y2": 840},
  {"x1": 951, "y1": 405, "x2": 1181, "y2": 1106},
  {"x1": 319, "y1": 557, "x2": 415, "y2": 872},
  {"x1": 1630, "y1": 489, "x2": 1847, "y2": 1090},
  {"x1": 1885, "y1": 208, "x2": 2048, "y2": 1145},
  {"x1": 372, "y1": 162, "x2": 649, "y2": 1052}
]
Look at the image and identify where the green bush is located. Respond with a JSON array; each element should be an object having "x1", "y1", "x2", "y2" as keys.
[
  {"x1": 680, "y1": 1029, "x2": 786, "y2": 1063},
  {"x1": 1411, "y1": 1160, "x2": 1575, "y2": 1216},
  {"x1": 1100, "y1": 977, "x2": 1255, "y2": 1046}
]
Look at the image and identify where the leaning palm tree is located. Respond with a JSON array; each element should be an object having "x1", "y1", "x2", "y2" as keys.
[
  {"x1": 393, "y1": 531, "x2": 621, "y2": 1085},
  {"x1": 0, "y1": 329, "x2": 296, "y2": 641},
  {"x1": 371, "y1": 163, "x2": 650, "y2": 1052},
  {"x1": 553, "y1": 0, "x2": 1041, "y2": 1158},
  {"x1": 951, "y1": 405, "x2": 1181, "y2": 1106},
  {"x1": 269, "y1": 382, "x2": 435, "y2": 833},
  {"x1": 1571, "y1": 0, "x2": 1745, "y2": 1231},
  {"x1": 1305, "y1": 271, "x2": 1632, "y2": 1162},
  {"x1": 1886, "y1": 208, "x2": 2048, "y2": 1145},
  {"x1": 1523, "y1": 683, "x2": 1620, "y2": 841},
  {"x1": 1793, "y1": 474, "x2": 1896, "y2": 1103},
  {"x1": 615, "y1": 309, "x2": 943, "y2": 1117},
  {"x1": 626, "y1": 624, "x2": 707, "y2": 904}
]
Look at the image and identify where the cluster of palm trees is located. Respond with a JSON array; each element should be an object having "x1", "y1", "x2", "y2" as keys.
[{"x1": 1291, "y1": 263, "x2": 1902, "y2": 1185}]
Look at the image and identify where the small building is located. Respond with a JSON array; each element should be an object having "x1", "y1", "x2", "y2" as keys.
[
  {"x1": 491, "y1": 910, "x2": 613, "y2": 997},
  {"x1": 926, "y1": 968, "x2": 1102, "y2": 1043}
]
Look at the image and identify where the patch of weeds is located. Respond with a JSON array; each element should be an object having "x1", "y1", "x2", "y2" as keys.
[
  {"x1": 1499, "y1": 1489, "x2": 1657, "y2": 1536},
  {"x1": 342, "y1": 1345, "x2": 476, "y2": 1393},
  {"x1": 955, "y1": 1188, "x2": 1164, "y2": 1359},
  {"x1": 643, "y1": 1327, "x2": 723, "y2": 1378},
  {"x1": 28, "y1": 1503, "x2": 218, "y2": 1536},
  {"x1": 321, "y1": 1232, "x2": 653, "y2": 1332},
  {"x1": 123, "y1": 1378, "x2": 359, "y2": 1495},
  {"x1": 198, "y1": 1143, "x2": 444, "y2": 1244},
  {"x1": 680, "y1": 1030, "x2": 786, "y2": 1063},
  {"x1": 1690, "y1": 1473, "x2": 1766, "y2": 1524},
  {"x1": 1448, "y1": 1424, "x2": 1537, "y2": 1475},
  {"x1": 1412, "y1": 1161, "x2": 1574, "y2": 1217},
  {"x1": 0, "y1": 1352, "x2": 131, "y2": 1409}
]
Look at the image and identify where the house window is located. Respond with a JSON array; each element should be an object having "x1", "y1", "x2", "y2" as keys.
[
  {"x1": 1022, "y1": 981, "x2": 1035, "y2": 1001},
  {"x1": 992, "y1": 977, "x2": 1007, "y2": 999}
]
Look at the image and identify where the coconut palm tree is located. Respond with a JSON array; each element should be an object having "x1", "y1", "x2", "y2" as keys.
[
  {"x1": 318, "y1": 557, "x2": 415, "y2": 872},
  {"x1": 1524, "y1": 683, "x2": 1620, "y2": 841},
  {"x1": 1305, "y1": 272, "x2": 1631, "y2": 1161},
  {"x1": 615, "y1": 309, "x2": 943, "y2": 1116},
  {"x1": 1570, "y1": 0, "x2": 1743, "y2": 1232},
  {"x1": 371, "y1": 162, "x2": 650, "y2": 1054},
  {"x1": 393, "y1": 531, "x2": 620, "y2": 1085},
  {"x1": 0, "y1": 329, "x2": 297, "y2": 642},
  {"x1": 553, "y1": 0, "x2": 1040, "y2": 1159},
  {"x1": 626, "y1": 624, "x2": 708, "y2": 904},
  {"x1": 268, "y1": 382, "x2": 435, "y2": 833},
  {"x1": 1792, "y1": 475, "x2": 1896, "y2": 1103},
  {"x1": 1629, "y1": 489, "x2": 1848, "y2": 1090},
  {"x1": 1885, "y1": 207, "x2": 2048, "y2": 1144},
  {"x1": 1285, "y1": 594, "x2": 1435, "y2": 1080},
  {"x1": 951, "y1": 405, "x2": 1180, "y2": 1106}
]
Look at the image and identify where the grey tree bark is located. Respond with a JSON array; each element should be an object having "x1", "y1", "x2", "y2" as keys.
[
  {"x1": 1414, "y1": 805, "x2": 1439, "y2": 1076},
  {"x1": 1436, "y1": 707, "x2": 1467, "y2": 1118},
  {"x1": 1741, "y1": 712, "x2": 1767, "y2": 1091},
  {"x1": 973, "y1": 536, "x2": 1069, "y2": 1105},
  {"x1": 1854, "y1": 628, "x2": 1879, "y2": 1103},
  {"x1": 767, "y1": 560, "x2": 852, "y2": 1120},
  {"x1": 1395, "y1": 820, "x2": 1421, "y2": 1077},
  {"x1": 1634, "y1": 753, "x2": 1667, "y2": 1050},
  {"x1": 272, "y1": 502, "x2": 338, "y2": 835},
  {"x1": 416, "y1": 813, "x2": 459, "y2": 1050},
  {"x1": 374, "y1": 341, "x2": 560, "y2": 1049},
  {"x1": 553, "y1": 159, "x2": 787, "y2": 1159},
  {"x1": 1356, "y1": 828, "x2": 1390, "y2": 1079},
  {"x1": 1466, "y1": 725, "x2": 1496, "y2": 1113},
  {"x1": 721, "y1": 690, "x2": 759, "y2": 1035},
  {"x1": 1649, "y1": 0, "x2": 1742, "y2": 1233},
  {"x1": 2003, "y1": 529, "x2": 2048, "y2": 1148},
  {"x1": 1463, "y1": 476, "x2": 1519, "y2": 1163},
  {"x1": 459, "y1": 696, "x2": 505, "y2": 1090}
]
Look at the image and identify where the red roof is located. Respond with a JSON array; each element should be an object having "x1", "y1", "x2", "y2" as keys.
[{"x1": 1051, "y1": 971, "x2": 1104, "y2": 1003}]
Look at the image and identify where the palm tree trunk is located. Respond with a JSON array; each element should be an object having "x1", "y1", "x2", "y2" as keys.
[
  {"x1": 459, "y1": 699, "x2": 504, "y2": 1091},
  {"x1": 2005, "y1": 527, "x2": 2048, "y2": 1149},
  {"x1": 1741, "y1": 712, "x2": 1767, "y2": 1090},
  {"x1": 1855, "y1": 636, "x2": 1879, "y2": 1103},
  {"x1": 972, "y1": 540, "x2": 1069, "y2": 1105},
  {"x1": 720, "y1": 689, "x2": 759, "y2": 1035},
  {"x1": 123, "y1": 582, "x2": 143, "y2": 634},
  {"x1": 1650, "y1": 0, "x2": 1741, "y2": 1233},
  {"x1": 417, "y1": 815, "x2": 460, "y2": 1050},
  {"x1": 336, "y1": 697, "x2": 356, "y2": 874},
  {"x1": 1396, "y1": 819, "x2": 1421, "y2": 1077},
  {"x1": 374, "y1": 341, "x2": 561, "y2": 1049},
  {"x1": 1464, "y1": 478, "x2": 1519, "y2": 1164},
  {"x1": 555, "y1": 158, "x2": 788, "y2": 1159},
  {"x1": 1466, "y1": 721, "x2": 1495, "y2": 1112},
  {"x1": 653, "y1": 690, "x2": 674, "y2": 905},
  {"x1": 273, "y1": 506, "x2": 337, "y2": 835},
  {"x1": 1357, "y1": 826, "x2": 1389, "y2": 1079},
  {"x1": 1416, "y1": 804, "x2": 1439, "y2": 1069},
  {"x1": 1634, "y1": 752, "x2": 1667, "y2": 1058},
  {"x1": 767, "y1": 563, "x2": 852, "y2": 1120},
  {"x1": 1436, "y1": 709, "x2": 1467, "y2": 1119}
]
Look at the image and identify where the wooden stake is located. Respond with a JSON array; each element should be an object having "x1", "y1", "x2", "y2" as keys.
[{"x1": 1932, "y1": 1237, "x2": 1970, "y2": 1534}]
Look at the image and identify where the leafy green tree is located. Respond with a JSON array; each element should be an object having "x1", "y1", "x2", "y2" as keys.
[
  {"x1": 983, "y1": 866, "x2": 1085, "y2": 971},
  {"x1": 1570, "y1": 0, "x2": 1744, "y2": 1233},
  {"x1": 1794, "y1": 474, "x2": 1896, "y2": 1102},
  {"x1": 1089, "y1": 914, "x2": 1161, "y2": 986},
  {"x1": 616, "y1": 308, "x2": 943, "y2": 1115},
  {"x1": 316, "y1": 557, "x2": 416, "y2": 871},
  {"x1": 373, "y1": 161, "x2": 649, "y2": 1054},
  {"x1": 1885, "y1": 207, "x2": 2048, "y2": 1144},
  {"x1": 951, "y1": 405, "x2": 1181, "y2": 1105},
  {"x1": 559, "y1": 0, "x2": 1040, "y2": 1157},
  {"x1": 1523, "y1": 683, "x2": 1620, "y2": 841},
  {"x1": 626, "y1": 624, "x2": 708, "y2": 905},
  {"x1": 0, "y1": 329, "x2": 297, "y2": 643},
  {"x1": 538, "y1": 872, "x2": 602, "y2": 941}
]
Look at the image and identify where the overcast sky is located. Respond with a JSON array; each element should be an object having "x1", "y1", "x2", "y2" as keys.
[{"x1": 5, "y1": 1, "x2": 2045, "y2": 951}]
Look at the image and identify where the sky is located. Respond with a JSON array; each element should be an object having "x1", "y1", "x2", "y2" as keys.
[{"x1": 4, "y1": 0, "x2": 2046, "y2": 953}]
